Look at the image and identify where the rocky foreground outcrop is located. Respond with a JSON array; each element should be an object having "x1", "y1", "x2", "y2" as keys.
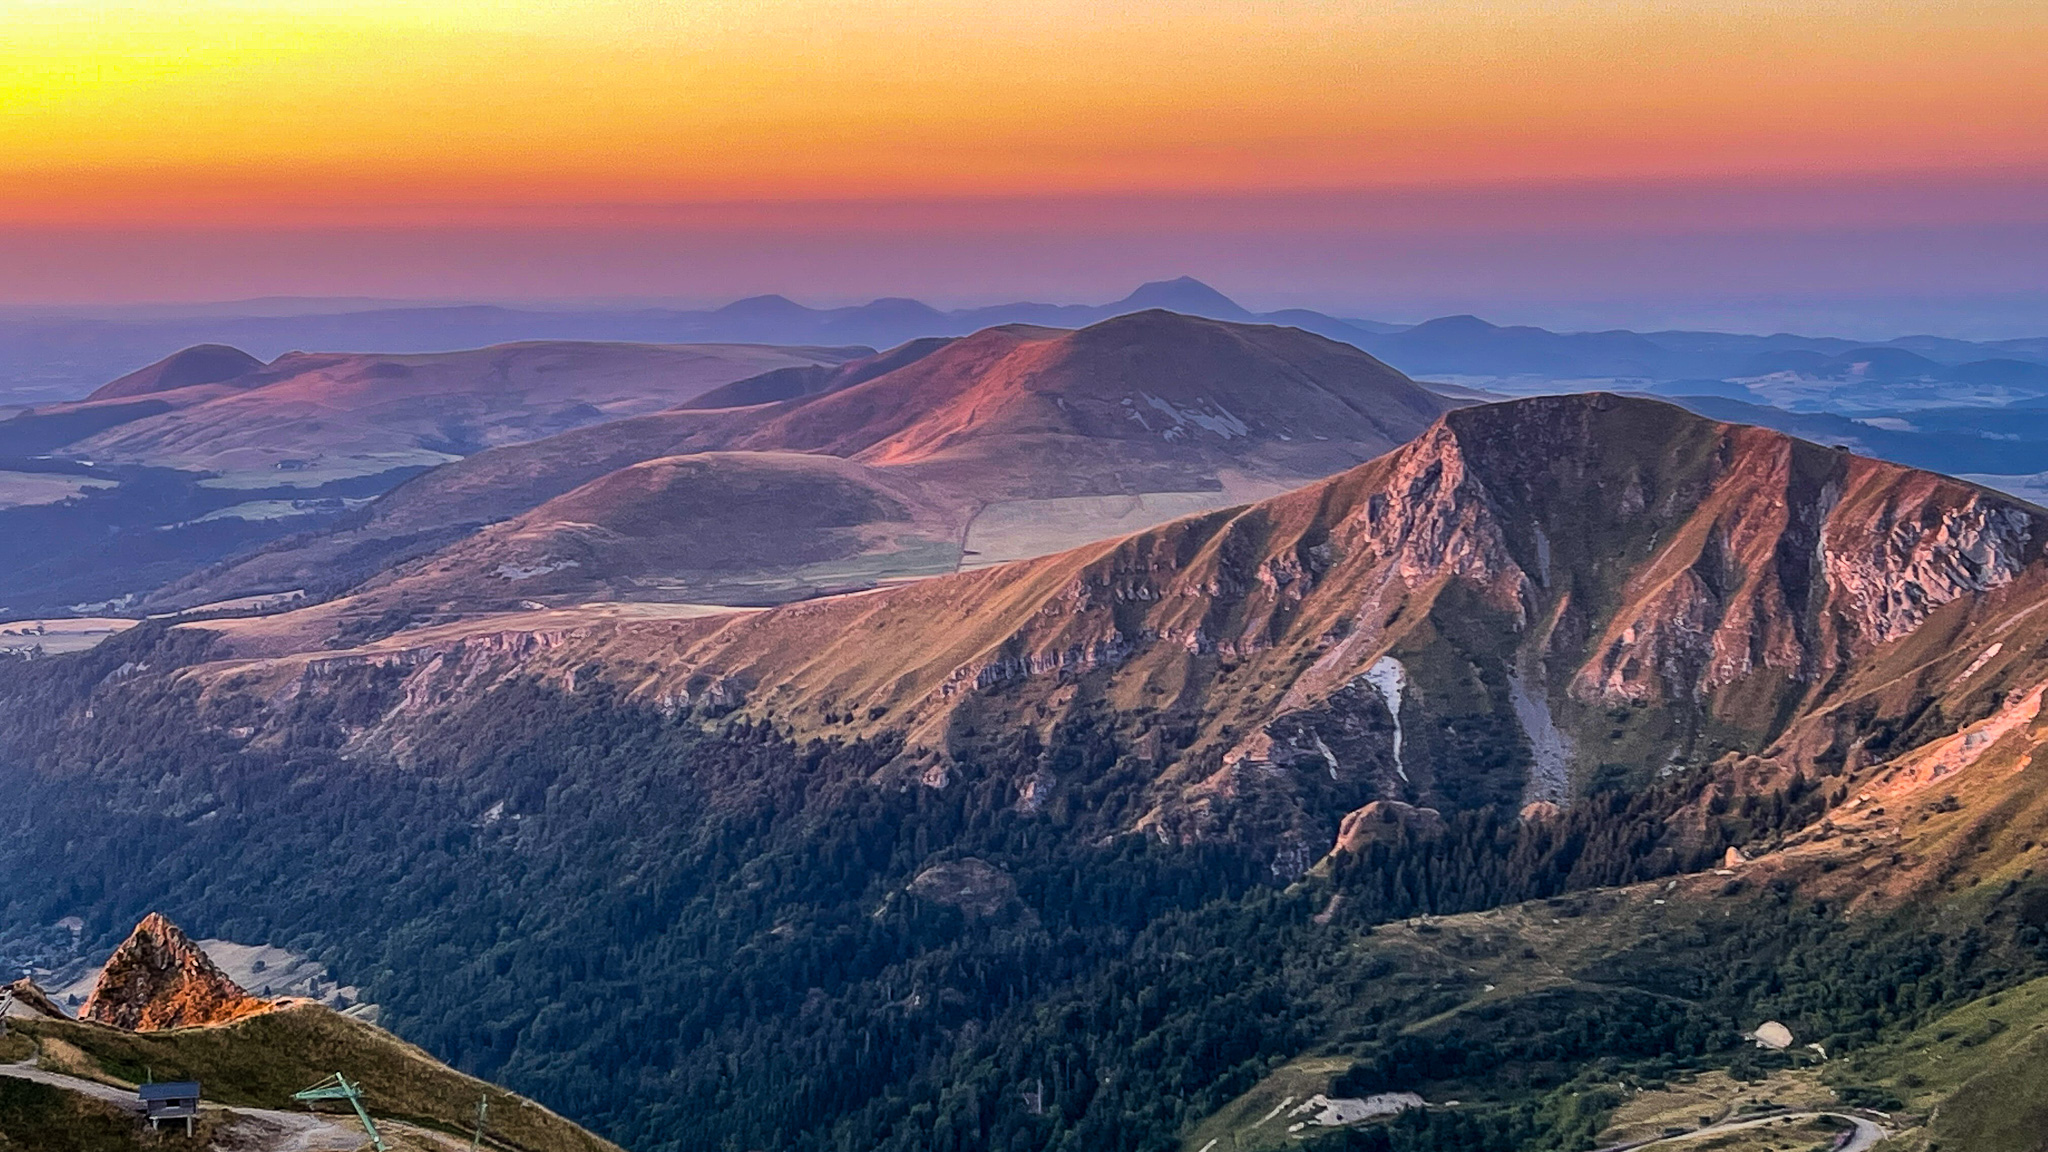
[
  {"x1": 78, "y1": 913, "x2": 268, "y2": 1031},
  {"x1": 2, "y1": 978, "x2": 66, "y2": 1020}
]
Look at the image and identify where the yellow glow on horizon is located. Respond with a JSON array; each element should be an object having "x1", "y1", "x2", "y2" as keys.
[{"x1": 2, "y1": 0, "x2": 2045, "y2": 225}]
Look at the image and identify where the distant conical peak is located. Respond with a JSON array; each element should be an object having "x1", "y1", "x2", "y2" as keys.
[
  {"x1": 1111, "y1": 277, "x2": 1252, "y2": 319},
  {"x1": 715, "y1": 294, "x2": 809, "y2": 315},
  {"x1": 78, "y1": 912, "x2": 266, "y2": 1032},
  {"x1": 1411, "y1": 314, "x2": 1497, "y2": 333}
]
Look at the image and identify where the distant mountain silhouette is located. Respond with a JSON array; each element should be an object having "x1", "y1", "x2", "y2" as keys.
[
  {"x1": 1108, "y1": 276, "x2": 1256, "y2": 321},
  {"x1": 1368, "y1": 315, "x2": 1676, "y2": 378},
  {"x1": 7, "y1": 276, "x2": 2044, "y2": 403},
  {"x1": 20, "y1": 341, "x2": 855, "y2": 477}
]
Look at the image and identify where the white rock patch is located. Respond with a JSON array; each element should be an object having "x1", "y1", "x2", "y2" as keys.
[
  {"x1": 1289, "y1": 1092, "x2": 1427, "y2": 1126},
  {"x1": 494, "y1": 559, "x2": 580, "y2": 580},
  {"x1": 1139, "y1": 392, "x2": 1250, "y2": 440},
  {"x1": 1951, "y1": 642, "x2": 2003, "y2": 686},
  {"x1": 1508, "y1": 669, "x2": 1572, "y2": 805},
  {"x1": 1365, "y1": 656, "x2": 1409, "y2": 781}
]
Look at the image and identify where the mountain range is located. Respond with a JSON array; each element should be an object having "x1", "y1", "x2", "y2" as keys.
[
  {"x1": 11, "y1": 281, "x2": 2048, "y2": 621},
  {"x1": 6, "y1": 277, "x2": 2044, "y2": 406},
  {"x1": 0, "y1": 311, "x2": 1453, "y2": 619},
  {"x1": 8, "y1": 389, "x2": 2048, "y2": 1150}
]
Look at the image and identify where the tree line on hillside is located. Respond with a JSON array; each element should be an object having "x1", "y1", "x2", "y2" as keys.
[{"x1": 0, "y1": 626, "x2": 2044, "y2": 1152}]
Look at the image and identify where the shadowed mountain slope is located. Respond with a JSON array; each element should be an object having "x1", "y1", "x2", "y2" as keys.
[
  {"x1": 680, "y1": 336, "x2": 956, "y2": 410},
  {"x1": 365, "y1": 452, "x2": 963, "y2": 608},
  {"x1": 85, "y1": 344, "x2": 264, "y2": 401}
]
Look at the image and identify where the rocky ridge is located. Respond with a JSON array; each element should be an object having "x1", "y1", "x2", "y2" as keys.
[
  {"x1": 77, "y1": 913, "x2": 269, "y2": 1031},
  {"x1": 168, "y1": 395, "x2": 2048, "y2": 872}
]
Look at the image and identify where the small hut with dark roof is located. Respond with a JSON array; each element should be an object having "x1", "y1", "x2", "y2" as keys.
[{"x1": 139, "y1": 1081, "x2": 202, "y2": 1135}]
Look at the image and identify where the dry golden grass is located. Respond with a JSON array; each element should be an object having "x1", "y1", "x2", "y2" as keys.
[
  {"x1": 1596, "y1": 1070, "x2": 1839, "y2": 1147},
  {"x1": 1676, "y1": 1115, "x2": 1852, "y2": 1152},
  {"x1": 13, "y1": 1005, "x2": 617, "y2": 1152},
  {"x1": 32, "y1": 1037, "x2": 119, "y2": 1084}
]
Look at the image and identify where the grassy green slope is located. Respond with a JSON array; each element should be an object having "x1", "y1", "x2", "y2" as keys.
[
  {"x1": 1184, "y1": 851, "x2": 2048, "y2": 1152},
  {"x1": 1842, "y1": 972, "x2": 2048, "y2": 1151},
  {"x1": 0, "y1": 1078, "x2": 151, "y2": 1152}
]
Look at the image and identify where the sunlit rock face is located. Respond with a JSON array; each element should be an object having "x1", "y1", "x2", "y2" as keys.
[{"x1": 78, "y1": 913, "x2": 266, "y2": 1032}]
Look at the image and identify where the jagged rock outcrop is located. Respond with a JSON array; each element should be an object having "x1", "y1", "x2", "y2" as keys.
[
  {"x1": 2, "y1": 978, "x2": 66, "y2": 1020},
  {"x1": 78, "y1": 913, "x2": 268, "y2": 1031},
  {"x1": 1331, "y1": 801, "x2": 1447, "y2": 855}
]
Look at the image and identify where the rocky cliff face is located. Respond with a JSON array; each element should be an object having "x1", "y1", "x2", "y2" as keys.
[
  {"x1": 78, "y1": 913, "x2": 267, "y2": 1031},
  {"x1": 179, "y1": 395, "x2": 2048, "y2": 868}
]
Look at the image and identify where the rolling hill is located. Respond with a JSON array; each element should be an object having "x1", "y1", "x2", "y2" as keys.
[
  {"x1": 0, "y1": 339, "x2": 866, "y2": 617},
  {"x1": 157, "y1": 311, "x2": 1453, "y2": 613},
  {"x1": 732, "y1": 310, "x2": 1445, "y2": 483},
  {"x1": 84, "y1": 344, "x2": 265, "y2": 401},
  {"x1": 363, "y1": 452, "x2": 964, "y2": 608},
  {"x1": 678, "y1": 336, "x2": 956, "y2": 410},
  {"x1": 14, "y1": 339, "x2": 862, "y2": 484}
]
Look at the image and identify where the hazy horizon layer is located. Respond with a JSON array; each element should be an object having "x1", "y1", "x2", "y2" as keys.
[
  {"x1": 5, "y1": 170, "x2": 2043, "y2": 339},
  {"x1": 5, "y1": 2, "x2": 2045, "y2": 340}
]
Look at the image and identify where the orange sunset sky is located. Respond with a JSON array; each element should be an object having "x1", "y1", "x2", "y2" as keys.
[{"x1": 3, "y1": 0, "x2": 2046, "y2": 330}]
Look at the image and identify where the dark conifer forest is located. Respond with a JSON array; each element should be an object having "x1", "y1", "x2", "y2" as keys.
[{"x1": 5, "y1": 627, "x2": 2045, "y2": 1151}]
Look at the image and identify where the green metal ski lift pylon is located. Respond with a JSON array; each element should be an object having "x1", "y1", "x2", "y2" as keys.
[
  {"x1": 470, "y1": 1093, "x2": 490, "y2": 1151},
  {"x1": 292, "y1": 1072, "x2": 387, "y2": 1152}
]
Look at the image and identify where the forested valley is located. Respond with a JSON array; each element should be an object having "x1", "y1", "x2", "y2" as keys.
[{"x1": 5, "y1": 625, "x2": 2047, "y2": 1151}]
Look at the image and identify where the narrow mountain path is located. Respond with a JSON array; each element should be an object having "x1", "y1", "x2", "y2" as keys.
[
  {"x1": 1596, "y1": 1108, "x2": 1886, "y2": 1151},
  {"x1": 0, "y1": 1058, "x2": 141, "y2": 1109}
]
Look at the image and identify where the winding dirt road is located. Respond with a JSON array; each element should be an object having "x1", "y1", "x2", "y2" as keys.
[
  {"x1": 1, "y1": 1058, "x2": 365, "y2": 1150},
  {"x1": 1599, "y1": 1108, "x2": 1886, "y2": 1152}
]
